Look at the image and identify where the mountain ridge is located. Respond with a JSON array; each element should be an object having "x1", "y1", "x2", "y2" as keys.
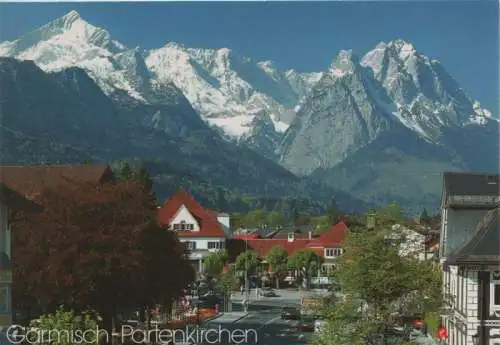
[{"x1": 1, "y1": 10, "x2": 497, "y2": 213}]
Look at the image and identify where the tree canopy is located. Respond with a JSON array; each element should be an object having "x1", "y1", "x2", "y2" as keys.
[
  {"x1": 266, "y1": 246, "x2": 288, "y2": 288},
  {"x1": 235, "y1": 250, "x2": 259, "y2": 273},
  {"x1": 313, "y1": 225, "x2": 445, "y2": 345},
  {"x1": 203, "y1": 250, "x2": 229, "y2": 277},
  {"x1": 12, "y1": 179, "x2": 194, "y2": 338}
]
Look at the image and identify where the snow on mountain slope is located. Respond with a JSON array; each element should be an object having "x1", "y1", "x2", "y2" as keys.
[
  {"x1": 279, "y1": 40, "x2": 497, "y2": 176},
  {"x1": 0, "y1": 10, "x2": 322, "y2": 144},
  {"x1": 0, "y1": 10, "x2": 148, "y2": 100},
  {"x1": 360, "y1": 39, "x2": 496, "y2": 140},
  {"x1": 146, "y1": 44, "x2": 317, "y2": 138}
]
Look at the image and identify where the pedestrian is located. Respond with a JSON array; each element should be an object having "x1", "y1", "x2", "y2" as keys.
[{"x1": 240, "y1": 285, "x2": 244, "y2": 295}]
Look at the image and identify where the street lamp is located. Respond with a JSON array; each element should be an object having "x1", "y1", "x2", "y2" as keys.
[{"x1": 244, "y1": 237, "x2": 249, "y2": 312}]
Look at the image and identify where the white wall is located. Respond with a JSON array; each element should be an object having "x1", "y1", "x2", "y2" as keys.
[
  {"x1": 217, "y1": 215, "x2": 230, "y2": 230},
  {"x1": 217, "y1": 215, "x2": 231, "y2": 237},
  {"x1": 169, "y1": 204, "x2": 200, "y2": 232},
  {"x1": 179, "y1": 237, "x2": 226, "y2": 260}
]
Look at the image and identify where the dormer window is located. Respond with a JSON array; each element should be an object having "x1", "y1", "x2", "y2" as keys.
[
  {"x1": 180, "y1": 221, "x2": 186, "y2": 230},
  {"x1": 287, "y1": 232, "x2": 294, "y2": 242}
]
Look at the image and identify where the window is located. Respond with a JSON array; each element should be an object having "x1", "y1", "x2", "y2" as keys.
[
  {"x1": 325, "y1": 248, "x2": 342, "y2": 258},
  {"x1": 208, "y1": 242, "x2": 224, "y2": 250},
  {"x1": 0, "y1": 285, "x2": 10, "y2": 313},
  {"x1": 172, "y1": 222, "x2": 195, "y2": 231},
  {"x1": 184, "y1": 241, "x2": 196, "y2": 250},
  {"x1": 494, "y1": 285, "x2": 500, "y2": 306}
]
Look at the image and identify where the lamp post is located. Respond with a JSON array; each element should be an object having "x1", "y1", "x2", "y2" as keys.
[{"x1": 244, "y1": 238, "x2": 249, "y2": 312}]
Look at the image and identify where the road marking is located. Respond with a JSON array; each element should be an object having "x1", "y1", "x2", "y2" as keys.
[{"x1": 258, "y1": 315, "x2": 281, "y2": 329}]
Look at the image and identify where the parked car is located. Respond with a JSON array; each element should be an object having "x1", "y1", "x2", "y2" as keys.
[
  {"x1": 281, "y1": 307, "x2": 300, "y2": 320},
  {"x1": 261, "y1": 287, "x2": 277, "y2": 297},
  {"x1": 299, "y1": 316, "x2": 315, "y2": 332},
  {"x1": 314, "y1": 319, "x2": 327, "y2": 333}
]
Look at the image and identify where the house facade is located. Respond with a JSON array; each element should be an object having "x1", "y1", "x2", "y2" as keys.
[
  {"x1": 439, "y1": 172, "x2": 500, "y2": 345},
  {"x1": 0, "y1": 183, "x2": 42, "y2": 333},
  {"x1": 157, "y1": 190, "x2": 228, "y2": 274},
  {"x1": 308, "y1": 221, "x2": 349, "y2": 275},
  {"x1": 230, "y1": 221, "x2": 349, "y2": 286}
]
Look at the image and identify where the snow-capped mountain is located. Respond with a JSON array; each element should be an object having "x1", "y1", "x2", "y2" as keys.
[
  {"x1": 1, "y1": 10, "x2": 497, "y2": 212},
  {"x1": 0, "y1": 10, "x2": 320, "y2": 156},
  {"x1": 279, "y1": 40, "x2": 496, "y2": 175}
]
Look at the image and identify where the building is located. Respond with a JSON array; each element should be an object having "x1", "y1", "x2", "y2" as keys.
[
  {"x1": 307, "y1": 221, "x2": 349, "y2": 274},
  {"x1": 157, "y1": 190, "x2": 228, "y2": 274},
  {"x1": 0, "y1": 165, "x2": 115, "y2": 199},
  {"x1": 229, "y1": 221, "x2": 349, "y2": 286},
  {"x1": 439, "y1": 172, "x2": 500, "y2": 345},
  {"x1": 0, "y1": 183, "x2": 42, "y2": 333}
]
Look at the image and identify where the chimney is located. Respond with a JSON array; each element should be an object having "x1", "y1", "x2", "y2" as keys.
[
  {"x1": 308, "y1": 231, "x2": 312, "y2": 240},
  {"x1": 287, "y1": 232, "x2": 294, "y2": 242}
]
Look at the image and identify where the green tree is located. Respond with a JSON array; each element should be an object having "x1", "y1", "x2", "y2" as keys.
[
  {"x1": 312, "y1": 215, "x2": 331, "y2": 234},
  {"x1": 287, "y1": 248, "x2": 322, "y2": 288},
  {"x1": 266, "y1": 246, "x2": 288, "y2": 289},
  {"x1": 313, "y1": 226, "x2": 446, "y2": 345},
  {"x1": 134, "y1": 168, "x2": 154, "y2": 193},
  {"x1": 204, "y1": 250, "x2": 229, "y2": 277},
  {"x1": 326, "y1": 202, "x2": 341, "y2": 225},
  {"x1": 235, "y1": 250, "x2": 260, "y2": 289},
  {"x1": 216, "y1": 267, "x2": 237, "y2": 312},
  {"x1": 244, "y1": 209, "x2": 267, "y2": 228},
  {"x1": 266, "y1": 211, "x2": 284, "y2": 228},
  {"x1": 28, "y1": 306, "x2": 100, "y2": 345},
  {"x1": 120, "y1": 162, "x2": 134, "y2": 180},
  {"x1": 376, "y1": 203, "x2": 405, "y2": 226},
  {"x1": 420, "y1": 208, "x2": 430, "y2": 225}
]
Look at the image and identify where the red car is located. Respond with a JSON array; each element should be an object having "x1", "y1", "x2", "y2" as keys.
[{"x1": 300, "y1": 316, "x2": 315, "y2": 332}]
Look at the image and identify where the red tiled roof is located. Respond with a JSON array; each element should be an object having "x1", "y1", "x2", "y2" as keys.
[
  {"x1": 0, "y1": 165, "x2": 112, "y2": 200},
  {"x1": 157, "y1": 190, "x2": 226, "y2": 238},
  {"x1": 246, "y1": 238, "x2": 311, "y2": 258},
  {"x1": 233, "y1": 233, "x2": 260, "y2": 240},
  {"x1": 308, "y1": 221, "x2": 349, "y2": 248}
]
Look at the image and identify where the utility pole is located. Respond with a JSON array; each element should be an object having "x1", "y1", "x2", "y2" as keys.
[{"x1": 244, "y1": 237, "x2": 249, "y2": 312}]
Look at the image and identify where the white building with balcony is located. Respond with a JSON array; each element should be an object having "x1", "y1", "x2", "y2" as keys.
[
  {"x1": 439, "y1": 172, "x2": 500, "y2": 345},
  {"x1": 157, "y1": 190, "x2": 228, "y2": 274}
]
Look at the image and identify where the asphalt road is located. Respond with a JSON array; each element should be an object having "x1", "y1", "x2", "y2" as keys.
[{"x1": 202, "y1": 292, "x2": 313, "y2": 345}]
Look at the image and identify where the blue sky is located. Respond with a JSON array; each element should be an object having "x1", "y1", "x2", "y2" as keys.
[{"x1": 0, "y1": 1, "x2": 498, "y2": 114}]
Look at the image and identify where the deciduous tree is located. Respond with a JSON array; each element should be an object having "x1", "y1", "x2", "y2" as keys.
[
  {"x1": 313, "y1": 226, "x2": 445, "y2": 345},
  {"x1": 287, "y1": 248, "x2": 322, "y2": 288},
  {"x1": 12, "y1": 180, "x2": 194, "y2": 343},
  {"x1": 266, "y1": 246, "x2": 288, "y2": 289},
  {"x1": 203, "y1": 250, "x2": 229, "y2": 278}
]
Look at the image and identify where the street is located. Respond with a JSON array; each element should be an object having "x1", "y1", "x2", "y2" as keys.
[{"x1": 199, "y1": 289, "x2": 313, "y2": 345}]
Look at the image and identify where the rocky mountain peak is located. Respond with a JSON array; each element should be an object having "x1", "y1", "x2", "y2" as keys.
[{"x1": 328, "y1": 49, "x2": 361, "y2": 78}]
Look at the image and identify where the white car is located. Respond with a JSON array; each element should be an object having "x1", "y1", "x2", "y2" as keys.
[{"x1": 314, "y1": 319, "x2": 327, "y2": 333}]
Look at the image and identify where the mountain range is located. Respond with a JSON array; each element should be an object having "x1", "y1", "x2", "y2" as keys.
[{"x1": 0, "y1": 10, "x2": 498, "y2": 214}]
